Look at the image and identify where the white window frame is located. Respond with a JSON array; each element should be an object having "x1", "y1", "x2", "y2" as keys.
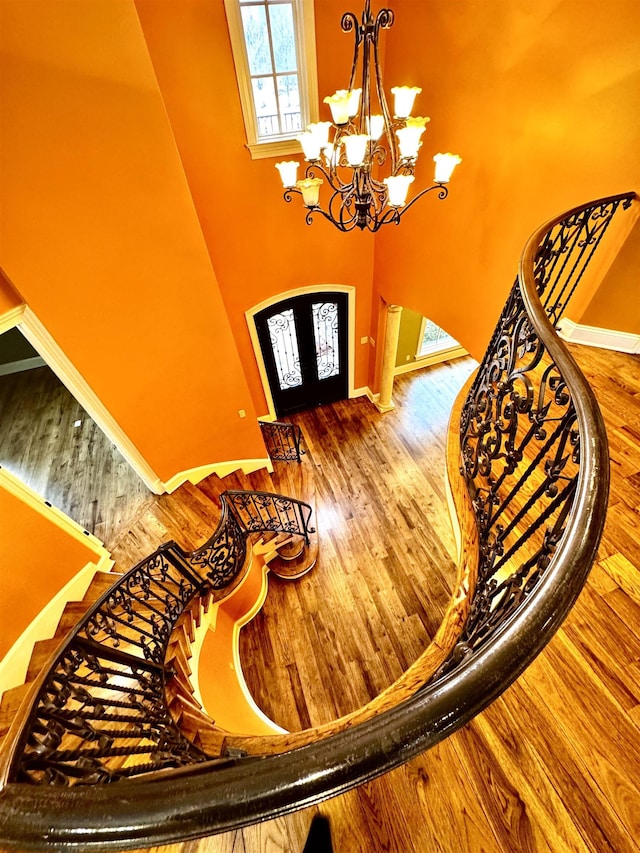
[
  {"x1": 224, "y1": 0, "x2": 319, "y2": 160},
  {"x1": 415, "y1": 316, "x2": 466, "y2": 362}
]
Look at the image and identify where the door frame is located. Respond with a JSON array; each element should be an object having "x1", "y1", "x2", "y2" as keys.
[
  {"x1": 0, "y1": 304, "x2": 164, "y2": 494},
  {"x1": 246, "y1": 285, "x2": 356, "y2": 421}
]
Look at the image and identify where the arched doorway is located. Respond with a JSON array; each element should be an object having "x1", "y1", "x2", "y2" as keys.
[{"x1": 248, "y1": 287, "x2": 355, "y2": 419}]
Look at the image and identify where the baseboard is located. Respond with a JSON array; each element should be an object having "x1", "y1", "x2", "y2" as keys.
[
  {"x1": 394, "y1": 346, "x2": 468, "y2": 376},
  {"x1": 350, "y1": 386, "x2": 370, "y2": 398},
  {"x1": 163, "y1": 456, "x2": 273, "y2": 493},
  {"x1": 558, "y1": 318, "x2": 640, "y2": 354},
  {"x1": 0, "y1": 356, "x2": 46, "y2": 377}
]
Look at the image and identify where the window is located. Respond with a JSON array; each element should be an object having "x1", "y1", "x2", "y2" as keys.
[
  {"x1": 224, "y1": 0, "x2": 318, "y2": 160},
  {"x1": 417, "y1": 318, "x2": 461, "y2": 358}
]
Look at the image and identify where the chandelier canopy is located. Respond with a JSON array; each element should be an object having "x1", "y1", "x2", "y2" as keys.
[{"x1": 275, "y1": 0, "x2": 461, "y2": 232}]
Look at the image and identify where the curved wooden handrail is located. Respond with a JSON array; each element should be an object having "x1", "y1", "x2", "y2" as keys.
[{"x1": 0, "y1": 193, "x2": 634, "y2": 851}]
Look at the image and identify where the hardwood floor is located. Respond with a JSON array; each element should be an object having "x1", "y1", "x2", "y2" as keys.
[
  {"x1": 0, "y1": 365, "x2": 150, "y2": 543},
  {"x1": 131, "y1": 346, "x2": 639, "y2": 853}
]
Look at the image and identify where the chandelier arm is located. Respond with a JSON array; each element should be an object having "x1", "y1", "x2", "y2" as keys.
[
  {"x1": 305, "y1": 160, "x2": 354, "y2": 198},
  {"x1": 341, "y1": 10, "x2": 362, "y2": 93},
  {"x1": 307, "y1": 202, "x2": 353, "y2": 232},
  {"x1": 283, "y1": 188, "x2": 301, "y2": 204},
  {"x1": 375, "y1": 182, "x2": 450, "y2": 229},
  {"x1": 372, "y1": 17, "x2": 398, "y2": 175},
  {"x1": 330, "y1": 187, "x2": 359, "y2": 228}
]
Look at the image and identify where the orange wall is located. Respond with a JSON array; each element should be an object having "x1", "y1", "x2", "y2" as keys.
[
  {"x1": 0, "y1": 0, "x2": 265, "y2": 482},
  {"x1": 135, "y1": 0, "x2": 375, "y2": 412},
  {"x1": 373, "y1": 0, "x2": 640, "y2": 359},
  {"x1": 0, "y1": 486, "x2": 97, "y2": 658},
  {"x1": 580, "y1": 218, "x2": 640, "y2": 334},
  {"x1": 0, "y1": 269, "x2": 22, "y2": 315},
  {"x1": 2, "y1": 0, "x2": 637, "y2": 440}
]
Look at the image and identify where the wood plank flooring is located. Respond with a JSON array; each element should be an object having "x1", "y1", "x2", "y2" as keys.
[
  {"x1": 0, "y1": 365, "x2": 150, "y2": 543},
  {"x1": 131, "y1": 346, "x2": 639, "y2": 853}
]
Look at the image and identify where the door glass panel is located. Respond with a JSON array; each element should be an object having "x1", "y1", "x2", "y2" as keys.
[
  {"x1": 268, "y1": 308, "x2": 303, "y2": 390},
  {"x1": 312, "y1": 302, "x2": 339, "y2": 380}
]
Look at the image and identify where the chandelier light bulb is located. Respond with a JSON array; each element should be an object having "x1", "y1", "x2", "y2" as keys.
[
  {"x1": 323, "y1": 142, "x2": 336, "y2": 167},
  {"x1": 433, "y1": 152, "x2": 462, "y2": 183},
  {"x1": 347, "y1": 88, "x2": 362, "y2": 118},
  {"x1": 308, "y1": 121, "x2": 333, "y2": 148},
  {"x1": 397, "y1": 125, "x2": 426, "y2": 159},
  {"x1": 344, "y1": 134, "x2": 370, "y2": 166},
  {"x1": 367, "y1": 114, "x2": 385, "y2": 140},
  {"x1": 391, "y1": 85, "x2": 422, "y2": 118},
  {"x1": 323, "y1": 90, "x2": 352, "y2": 125},
  {"x1": 297, "y1": 131, "x2": 322, "y2": 161},
  {"x1": 296, "y1": 177, "x2": 323, "y2": 207},
  {"x1": 275, "y1": 160, "x2": 299, "y2": 188},
  {"x1": 384, "y1": 174, "x2": 415, "y2": 207}
]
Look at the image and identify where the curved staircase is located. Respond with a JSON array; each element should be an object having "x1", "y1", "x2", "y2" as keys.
[{"x1": 0, "y1": 192, "x2": 636, "y2": 851}]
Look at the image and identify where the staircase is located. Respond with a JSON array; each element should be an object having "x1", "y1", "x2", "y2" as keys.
[
  {"x1": 0, "y1": 432, "x2": 317, "y2": 787},
  {"x1": 0, "y1": 193, "x2": 635, "y2": 852}
]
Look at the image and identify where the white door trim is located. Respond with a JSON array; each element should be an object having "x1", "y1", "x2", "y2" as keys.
[
  {"x1": 0, "y1": 305, "x2": 164, "y2": 494},
  {"x1": 245, "y1": 285, "x2": 356, "y2": 420}
]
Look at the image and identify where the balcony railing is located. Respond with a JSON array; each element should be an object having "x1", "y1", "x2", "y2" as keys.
[
  {"x1": 0, "y1": 192, "x2": 634, "y2": 851},
  {"x1": 259, "y1": 420, "x2": 305, "y2": 462}
]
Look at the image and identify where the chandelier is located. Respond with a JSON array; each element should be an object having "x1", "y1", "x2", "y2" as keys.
[{"x1": 275, "y1": 0, "x2": 461, "y2": 233}]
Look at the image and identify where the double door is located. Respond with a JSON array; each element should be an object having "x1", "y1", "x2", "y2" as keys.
[{"x1": 255, "y1": 293, "x2": 348, "y2": 417}]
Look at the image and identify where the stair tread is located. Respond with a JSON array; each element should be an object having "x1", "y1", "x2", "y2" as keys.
[
  {"x1": 0, "y1": 683, "x2": 33, "y2": 739},
  {"x1": 25, "y1": 638, "x2": 64, "y2": 681}
]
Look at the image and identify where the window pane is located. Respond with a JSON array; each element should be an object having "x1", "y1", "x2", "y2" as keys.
[
  {"x1": 269, "y1": 3, "x2": 297, "y2": 73},
  {"x1": 277, "y1": 74, "x2": 301, "y2": 133},
  {"x1": 252, "y1": 77, "x2": 279, "y2": 137},
  {"x1": 241, "y1": 5, "x2": 272, "y2": 76},
  {"x1": 268, "y1": 309, "x2": 303, "y2": 390},
  {"x1": 419, "y1": 319, "x2": 459, "y2": 356},
  {"x1": 312, "y1": 302, "x2": 340, "y2": 380}
]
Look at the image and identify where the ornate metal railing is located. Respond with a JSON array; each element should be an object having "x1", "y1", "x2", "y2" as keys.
[
  {"x1": 0, "y1": 490, "x2": 314, "y2": 791},
  {"x1": 259, "y1": 420, "x2": 305, "y2": 462},
  {"x1": 0, "y1": 192, "x2": 634, "y2": 851},
  {"x1": 225, "y1": 490, "x2": 314, "y2": 545}
]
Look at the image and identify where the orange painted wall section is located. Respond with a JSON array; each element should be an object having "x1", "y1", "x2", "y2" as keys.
[
  {"x1": 373, "y1": 0, "x2": 640, "y2": 360},
  {"x1": 135, "y1": 0, "x2": 375, "y2": 412},
  {"x1": 199, "y1": 558, "x2": 277, "y2": 735},
  {"x1": 0, "y1": 486, "x2": 96, "y2": 659},
  {"x1": 580, "y1": 218, "x2": 640, "y2": 334},
  {"x1": 0, "y1": 270, "x2": 23, "y2": 315},
  {"x1": 0, "y1": 0, "x2": 265, "y2": 482}
]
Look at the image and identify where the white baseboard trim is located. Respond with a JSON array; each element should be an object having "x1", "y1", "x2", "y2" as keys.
[
  {"x1": 0, "y1": 356, "x2": 46, "y2": 377},
  {"x1": 365, "y1": 388, "x2": 379, "y2": 406},
  {"x1": 163, "y1": 456, "x2": 273, "y2": 494},
  {"x1": 350, "y1": 385, "x2": 370, "y2": 398},
  {"x1": 0, "y1": 553, "x2": 113, "y2": 698},
  {"x1": 558, "y1": 318, "x2": 640, "y2": 354},
  {"x1": 394, "y1": 346, "x2": 468, "y2": 376}
]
